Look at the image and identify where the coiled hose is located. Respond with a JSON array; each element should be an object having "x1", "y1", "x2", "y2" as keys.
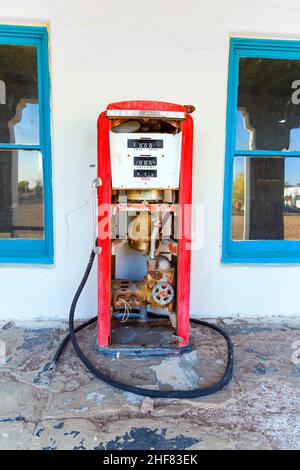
[{"x1": 52, "y1": 248, "x2": 234, "y2": 399}]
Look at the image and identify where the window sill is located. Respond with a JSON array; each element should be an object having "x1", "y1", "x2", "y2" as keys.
[
  {"x1": 222, "y1": 248, "x2": 300, "y2": 264},
  {"x1": 0, "y1": 249, "x2": 54, "y2": 264}
]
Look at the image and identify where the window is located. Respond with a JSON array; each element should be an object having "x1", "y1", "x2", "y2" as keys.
[
  {"x1": 0, "y1": 25, "x2": 53, "y2": 263},
  {"x1": 223, "y1": 37, "x2": 300, "y2": 263}
]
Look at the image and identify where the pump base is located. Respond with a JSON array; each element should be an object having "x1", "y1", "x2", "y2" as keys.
[
  {"x1": 95, "y1": 343, "x2": 191, "y2": 357},
  {"x1": 96, "y1": 316, "x2": 190, "y2": 357}
]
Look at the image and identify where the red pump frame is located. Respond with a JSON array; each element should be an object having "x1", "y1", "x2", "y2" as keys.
[{"x1": 97, "y1": 101, "x2": 193, "y2": 350}]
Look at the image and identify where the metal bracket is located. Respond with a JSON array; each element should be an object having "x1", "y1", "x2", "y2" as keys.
[
  {"x1": 93, "y1": 246, "x2": 102, "y2": 255},
  {"x1": 106, "y1": 109, "x2": 186, "y2": 120},
  {"x1": 93, "y1": 177, "x2": 102, "y2": 188},
  {"x1": 172, "y1": 335, "x2": 184, "y2": 342},
  {"x1": 92, "y1": 178, "x2": 102, "y2": 250}
]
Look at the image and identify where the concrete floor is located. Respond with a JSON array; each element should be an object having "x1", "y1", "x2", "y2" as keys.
[{"x1": 0, "y1": 317, "x2": 299, "y2": 450}]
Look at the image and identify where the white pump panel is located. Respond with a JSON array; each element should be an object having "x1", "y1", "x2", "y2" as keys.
[{"x1": 109, "y1": 132, "x2": 182, "y2": 189}]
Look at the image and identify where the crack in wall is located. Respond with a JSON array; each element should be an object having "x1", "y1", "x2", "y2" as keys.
[{"x1": 64, "y1": 193, "x2": 93, "y2": 256}]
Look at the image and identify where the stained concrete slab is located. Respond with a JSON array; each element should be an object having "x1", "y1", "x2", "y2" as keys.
[{"x1": 0, "y1": 317, "x2": 299, "y2": 450}]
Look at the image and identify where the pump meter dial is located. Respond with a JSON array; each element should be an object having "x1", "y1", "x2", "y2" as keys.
[{"x1": 152, "y1": 282, "x2": 174, "y2": 305}]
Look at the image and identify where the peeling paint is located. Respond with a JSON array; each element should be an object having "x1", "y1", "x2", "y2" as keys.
[
  {"x1": 35, "y1": 427, "x2": 45, "y2": 437},
  {"x1": 251, "y1": 363, "x2": 278, "y2": 375},
  {"x1": 0, "y1": 416, "x2": 25, "y2": 424},
  {"x1": 86, "y1": 392, "x2": 105, "y2": 403},
  {"x1": 94, "y1": 427, "x2": 199, "y2": 450},
  {"x1": 53, "y1": 422, "x2": 64, "y2": 429},
  {"x1": 64, "y1": 430, "x2": 80, "y2": 438}
]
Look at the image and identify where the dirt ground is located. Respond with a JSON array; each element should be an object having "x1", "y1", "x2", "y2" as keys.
[
  {"x1": 0, "y1": 201, "x2": 43, "y2": 239},
  {"x1": 0, "y1": 317, "x2": 299, "y2": 450},
  {"x1": 232, "y1": 213, "x2": 300, "y2": 240}
]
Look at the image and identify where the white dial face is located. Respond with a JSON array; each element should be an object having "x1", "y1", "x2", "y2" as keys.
[{"x1": 109, "y1": 132, "x2": 182, "y2": 189}]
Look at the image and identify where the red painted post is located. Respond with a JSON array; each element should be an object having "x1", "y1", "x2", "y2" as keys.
[
  {"x1": 97, "y1": 112, "x2": 111, "y2": 347},
  {"x1": 177, "y1": 114, "x2": 193, "y2": 347}
]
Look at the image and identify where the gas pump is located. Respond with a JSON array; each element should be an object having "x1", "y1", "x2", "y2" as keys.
[
  {"x1": 96, "y1": 101, "x2": 193, "y2": 356},
  {"x1": 51, "y1": 101, "x2": 234, "y2": 399}
]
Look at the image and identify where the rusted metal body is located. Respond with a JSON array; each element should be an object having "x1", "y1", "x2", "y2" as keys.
[{"x1": 112, "y1": 259, "x2": 175, "y2": 312}]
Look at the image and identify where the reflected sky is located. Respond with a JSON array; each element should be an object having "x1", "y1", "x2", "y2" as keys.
[
  {"x1": 14, "y1": 102, "x2": 39, "y2": 145},
  {"x1": 16, "y1": 151, "x2": 43, "y2": 188},
  {"x1": 0, "y1": 150, "x2": 43, "y2": 189},
  {"x1": 236, "y1": 111, "x2": 250, "y2": 150},
  {"x1": 13, "y1": 103, "x2": 40, "y2": 187}
]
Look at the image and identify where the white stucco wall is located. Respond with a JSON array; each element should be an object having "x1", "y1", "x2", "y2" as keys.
[{"x1": 1, "y1": 0, "x2": 300, "y2": 321}]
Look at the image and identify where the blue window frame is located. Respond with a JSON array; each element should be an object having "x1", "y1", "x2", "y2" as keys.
[
  {"x1": 223, "y1": 37, "x2": 300, "y2": 263},
  {"x1": 0, "y1": 25, "x2": 53, "y2": 263}
]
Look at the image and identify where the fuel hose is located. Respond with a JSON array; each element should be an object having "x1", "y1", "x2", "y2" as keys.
[{"x1": 52, "y1": 247, "x2": 234, "y2": 399}]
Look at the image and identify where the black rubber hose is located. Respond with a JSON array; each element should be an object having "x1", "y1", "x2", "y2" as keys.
[
  {"x1": 53, "y1": 248, "x2": 234, "y2": 399},
  {"x1": 52, "y1": 316, "x2": 97, "y2": 365}
]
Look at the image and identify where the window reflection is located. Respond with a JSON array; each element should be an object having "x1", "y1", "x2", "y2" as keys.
[
  {"x1": 0, "y1": 151, "x2": 44, "y2": 239},
  {"x1": 236, "y1": 58, "x2": 300, "y2": 151},
  {"x1": 232, "y1": 157, "x2": 300, "y2": 240},
  {"x1": 0, "y1": 45, "x2": 39, "y2": 145}
]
